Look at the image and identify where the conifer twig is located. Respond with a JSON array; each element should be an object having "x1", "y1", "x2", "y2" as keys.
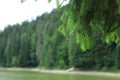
[{"x1": 58, "y1": 0, "x2": 67, "y2": 8}]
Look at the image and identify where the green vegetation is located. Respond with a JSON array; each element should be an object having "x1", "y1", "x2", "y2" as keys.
[
  {"x1": 0, "y1": 0, "x2": 120, "y2": 72},
  {"x1": 59, "y1": 0, "x2": 120, "y2": 51},
  {"x1": 0, "y1": 70, "x2": 120, "y2": 80}
]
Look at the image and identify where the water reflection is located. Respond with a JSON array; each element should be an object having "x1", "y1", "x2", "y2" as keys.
[{"x1": 0, "y1": 70, "x2": 77, "y2": 80}]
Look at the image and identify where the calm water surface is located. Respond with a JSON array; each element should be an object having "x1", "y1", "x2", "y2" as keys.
[
  {"x1": 0, "y1": 70, "x2": 77, "y2": 80},
  {"x1": 0, "y1": 70, "x2": 120, "y2": 80}
]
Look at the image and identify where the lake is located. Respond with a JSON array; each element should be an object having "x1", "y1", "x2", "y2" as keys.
[{"x1": 0, "y1": 69, "x2": 120, "y2": 80}]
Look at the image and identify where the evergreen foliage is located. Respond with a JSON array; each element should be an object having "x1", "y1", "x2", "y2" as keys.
[
  {"x1": 0, "y1": 4, "x2": 120, "y2": 71},
  {"x1": 59, "y1": 0, "x2": 120, "y2": 50}
]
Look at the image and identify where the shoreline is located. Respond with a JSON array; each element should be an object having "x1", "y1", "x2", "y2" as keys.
[{"x1": 0, "y1": 67, "x2": 120, "y2": 77}]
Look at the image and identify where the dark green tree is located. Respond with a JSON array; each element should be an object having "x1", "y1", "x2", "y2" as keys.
[{"x1": 59, "y1": 0, "x2": 120, "y2": 51}]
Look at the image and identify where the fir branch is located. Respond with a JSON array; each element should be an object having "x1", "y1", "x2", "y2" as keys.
[{"x1": 58, "y1": 0, "x2": 67, "y2": 8}]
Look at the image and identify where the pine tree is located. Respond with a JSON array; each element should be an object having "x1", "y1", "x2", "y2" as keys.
[{"x1": 59, "y1": 0, "x2": 120, "y2": 51}]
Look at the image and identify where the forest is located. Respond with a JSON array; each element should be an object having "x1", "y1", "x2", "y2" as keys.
[{"x1": 0, "y1": 4, "x2": 120, "y2": 71}]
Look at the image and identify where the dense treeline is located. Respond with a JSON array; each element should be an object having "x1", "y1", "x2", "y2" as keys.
[{"x1": 0, "y1": 6, "x2": 120, "y2": 71}]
